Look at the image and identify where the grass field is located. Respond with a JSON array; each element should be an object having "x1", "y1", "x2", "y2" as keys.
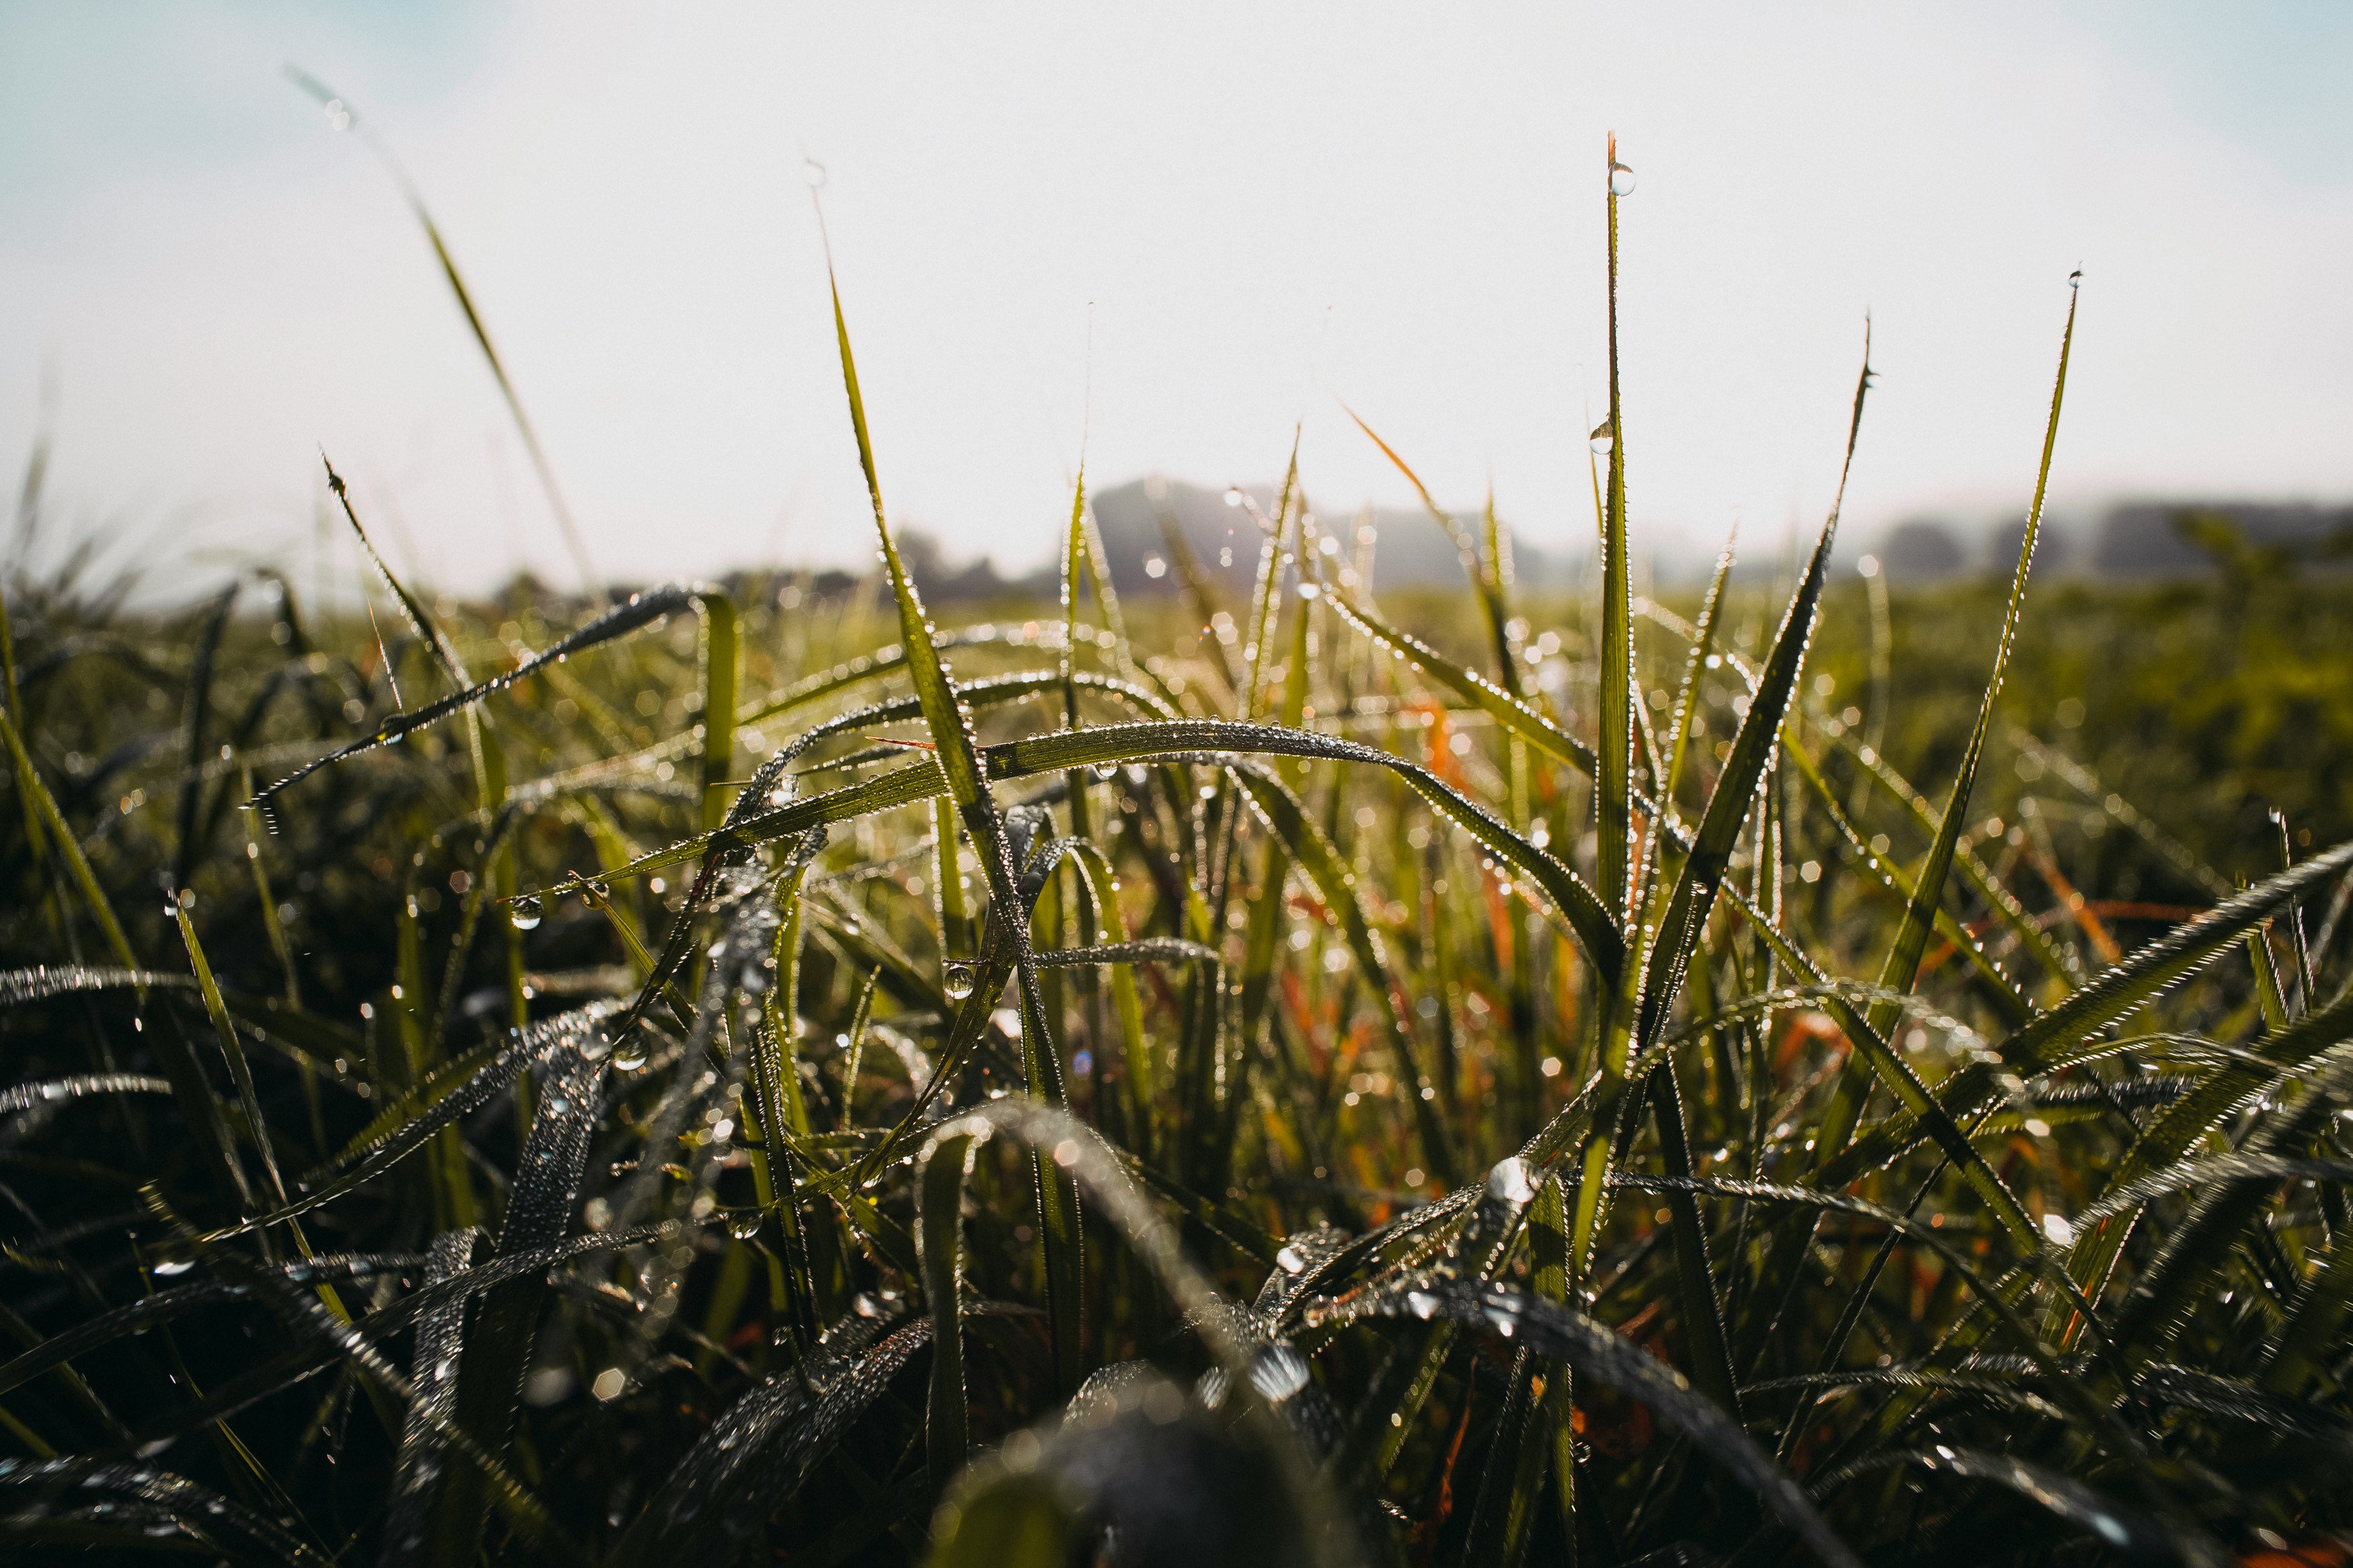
[{"x1": 3, "y1": 169, "x2": 2352, "y2": 1568}]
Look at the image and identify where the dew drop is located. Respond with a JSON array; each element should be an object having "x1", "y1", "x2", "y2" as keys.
[
  {"x1": 322, "y1": 99, "x2": 352, "y2": 132},
  {"x1": 153, "y1": 1258, "x2": 195, "y2": 1277},
  {"x1": 802, "y1": 157, "x2": 828, "y2": 189},
  {"x1": 1609, "y1": 160, "x2": 1636, "y2": 197},
  {"x1": 510, "y1": 897, "x2": 543, "y2": 931},
  {"x1": 614, "y1": 1042, "x2": 649, "y2": 1071},
  {"x1": 1249, "y1": 1344, "x2": 1311, "y2": 1401},
  {"x1": 1589, "y1": 419, "x2": 1614, "y2": 457},
  {"x1": 2069, "y1": 268, "x2": 2083, "y2": 291},
  {"x1": 1276, "y1": 1244, "x2": 1308, "y2": 1274},
  {"x1": 1223, "y1": 487, "x2": 1244, "y2": 509},
  {"x1": 728, "y1": 1210, "x2": 764, "y2": 1241},
  {"x1": 1487, "y1": 1156, "x2": 1536, "y2": 1205},
  {"x1": 943, "y1": 962, "x2": 978, "y2": 1001}
]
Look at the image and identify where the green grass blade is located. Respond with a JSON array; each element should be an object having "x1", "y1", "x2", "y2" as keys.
[
  {"x1": 2003, "y1": 837, "x2": 2353, "y2": 1073},
  {"x1": 1316, "y1": 584, "x2": 1597, "y2": 776},
  {"x1": 1663, "y1": 526, "x2": 1735, "y2": 804},
  {"x1": 1864, "y1": 287, "x2": 2075, "y2": 1048},
  {"x1": 1597, "y1": 136, "x2": 1633, "y2": 927},
  {"x1": 1635, "y1": 330, "x2": 1873, "y2": 1052},
  {"x1": 1014, "y1": 964, "x2": 1086, "y2": 1393},
  {"x1": 284, "y1": 69, "x2": 602, "y2": 600},
  {"x1": 0, "y1": 700, "x2": 138, "y2": 973},
  {"x1": 919, "y1": 1129, "x2": 977, "y2": 1491},
  {"x1": 816, "y1": 221, "x2": 1030, "y2": 971},
  {"x1": 697, "y1": 590, "x2": 736, "y2": 831},
  {"x1": 173, "y1": 903, "x2": 294, "y2": 1212},
  {"x1": 1724, "y1": 888, "x2": 2040, "y2": 1249},
  {"x1": 250, "y1": 583, "x2": 695, "y2": 808},
  {"x1": 1778, "y1": 730, "x2": 2029, "y2": 1030}
]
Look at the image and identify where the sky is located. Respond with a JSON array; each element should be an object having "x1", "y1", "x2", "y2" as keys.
[{"x1": 2, "y1": 1, "x2": 2349, "y2": 598}]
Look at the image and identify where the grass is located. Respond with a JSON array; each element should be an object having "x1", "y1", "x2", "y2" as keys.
[{"x1": 4, "y1": 147, "x2": 2353, "y2": 1568}]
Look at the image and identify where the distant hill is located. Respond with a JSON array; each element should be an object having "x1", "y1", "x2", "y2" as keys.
[{"x1": 2089, "y1": 501, "x2": 2352, "y2": 576}]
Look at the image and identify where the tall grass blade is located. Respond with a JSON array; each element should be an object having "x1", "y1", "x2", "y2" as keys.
[{"x1": 284, "y1": 69, "x2": 602, "y2": 600}]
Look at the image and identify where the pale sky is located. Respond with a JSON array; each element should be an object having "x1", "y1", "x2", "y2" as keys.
[{"x1": 3, "y1": 1, "x2": 2349, "y2": 597}]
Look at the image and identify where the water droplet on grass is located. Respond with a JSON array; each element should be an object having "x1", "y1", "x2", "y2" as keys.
[
  {"x1": 1487, "y1": 1156, "x2": 1536, "y2": 1204},
  {"x1": 1589, "y1": 419, "x2": 1613, "y2": 456},
  {"x1": 1609, "y1": 160, "x2": 1636, "y2": 196},
  {"x1": 510, "y1": 897, "x2": 543, "y2": 931},
  {"x1": 728, "y1": 1210, "x2": 763, "y2": 1241},
  {"x1": 944, "y1": 962, "x2": 977, "y2": 1000}
]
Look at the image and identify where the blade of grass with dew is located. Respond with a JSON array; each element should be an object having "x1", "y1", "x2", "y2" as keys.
[
  {"x1": 1663, "y1": 526, "x2": 1736, "y2": 807},
  {"x1": 1315, "y1": 583, "x2": 1598, "y2": 776},
  {"x1": 0, "y1": 700, "x2": 139, "y2": 974},
  {"x1": 1777, "y1": 729, "x2": 2031, "y2": 1028},
  {"x1": 285, "y1": 69, "x2": 602, "y2": 602},
  {"x1": 698, "y1": 589, "x2": 737, "y2": 830},
  {"x1": 249, "y1": 581, "x2": 694, "y2": 809},
  {"x1": 168, "y1": 903, "x2": 351, "y2": 1315},
  {"x1": 1864, "y1": 287, "x2": 2073, "y2": 1055},
  {"x1": 919, "y1": 1127, "x2": 979, "y2": 1491},
  {"x1": 817, "y1": 246, "x2": 1084, "y2": 1379},
  {"x1": 1597, "y1": 134, "x2": 1634, "y2": 937}
]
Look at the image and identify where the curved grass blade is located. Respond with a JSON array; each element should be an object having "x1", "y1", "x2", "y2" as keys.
[
  {"x1": 425, "y1": 1030, "x2": 610, "y2": 1559},
  {"x1": 614, "y1": 1315, "x2": 932, "y2": 1568},
  {"x1": 2002, "y1": 837, "x2": 2353, "y2": 1073},
  {"x1": 1662, "y1": 527, "x2": 1735, "y2": 805},
  {"x1": 534, "y1": 720, "x2": 1626, "y2": 989},
  {"x1": 1778, "y1": 730, "x2": 2030, "y2": 1029},
  {"x1": 1804, "y1": 1447, "x2": 2200, "y2": 1565},
  {"x1": 248, "y1": 584, "x2": 698, "y2": 808},
  {"x1": 1314, "y1": 583, "x2": 1597, "y2": 776},
  {"x1": 0, "y1": 1458, "x2": 333, "y2": 1567},
  {"x1": 203, "y1": 1003, "x2": 619, "y2": 1241},
  {"x1": 1719, "y1": 889, "x2": 2039, "y2": 1249},
  {"x1": 0, "y1": 704, "x2": 139, "y2": 973},
  {"x1": 1634, "y1": 326, "x2": 1871, "y2": 1055},
  {"x1": 286, "y1": 69, "x2": 602, "y2": 600},
  {"x1": 0, "y1": 1073, "x2": 171, "y2": 1116},
  {"x1": 1863, "y1": 284, "x2": 2075, "y2": 1059},
  {"x1": 1327, "y1": 1278, "x2": 1861, "y2": 1568},
  {"x1": 379, "y1": 1227, "x2": 479, "y2": 1566},
  {"x1": 920, "y1": 1100, "x2": 1355, "y2": 1567},
  {"x1": 920, "y1": 1129, "x2": 979, "y2": 1490}
]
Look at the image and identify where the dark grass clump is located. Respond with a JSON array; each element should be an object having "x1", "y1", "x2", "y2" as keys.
[{"x1": 3, "y1": 144, "x2": 2352, "y2": 1568}]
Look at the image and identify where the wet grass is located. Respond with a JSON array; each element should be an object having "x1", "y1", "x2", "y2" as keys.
[{"x1": 3, "y1": 151, "x2": 2353, "y2": 1568}]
